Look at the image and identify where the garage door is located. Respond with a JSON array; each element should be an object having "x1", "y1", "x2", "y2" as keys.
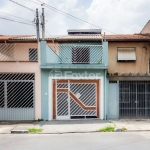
[
  {"x1": 53, "y1": 80, "x2": 100, "y2": 120},
  {"x1": 0, "y1": 73, "x2": 35, "y2": 120}
]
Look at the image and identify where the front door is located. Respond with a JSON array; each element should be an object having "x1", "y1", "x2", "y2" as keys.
[{"x1": 53, "y1": 80, "x2": 100, "y2": 120}]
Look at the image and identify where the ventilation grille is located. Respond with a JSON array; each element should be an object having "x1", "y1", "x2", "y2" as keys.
[
  {"x1": 109, "y1": 80, "x2": 117, "y2": 83},
  {"x1": 0, "y1": 73, "x2": 35, "y2": 80}
]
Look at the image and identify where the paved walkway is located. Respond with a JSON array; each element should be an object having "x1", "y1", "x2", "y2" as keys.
[{"x1": 0, "y1": 119, "x2": 150, "y2": 134}]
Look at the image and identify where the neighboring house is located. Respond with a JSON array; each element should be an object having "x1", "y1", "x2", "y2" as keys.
[
  {"x1": 105, "y1": 32, "x2": 150, "y2": 119},
  {"x1": 0, "y1": 35, "x2": 41, "y2": 120},
  {"x1": 40, "y1": 29, "x2": 108, "y2": 120},
  {"x1": 141, "y1": 20, "x2": 150, "y2": 34}
]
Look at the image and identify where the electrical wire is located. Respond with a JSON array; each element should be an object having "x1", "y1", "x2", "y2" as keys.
[
  {"x1": 0, "y1": 17, "x2": 36, "y2": 26},
  {"x1": 37, "y1": 0, "x2": 117, "y2": 34},
  {"x1": 0, "y1": 11, "x2": 34, "y2": 23},
  {"x1": 24, "y1": 0, "x2": 41, "y2": 5},
  {"x1": 10, "y1": 0, "x2": 35, "y2": 12},
  {"x1": 14, "y1": 0, "x2": 127, "y2": 37}
]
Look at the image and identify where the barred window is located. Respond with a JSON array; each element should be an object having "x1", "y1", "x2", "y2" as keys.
[
  {"x1": 29, "y1": 48, "x2": 38, "y2": 61},
  {"x1": 72, "y1": 46, "x2": 90, "y2": 64}
]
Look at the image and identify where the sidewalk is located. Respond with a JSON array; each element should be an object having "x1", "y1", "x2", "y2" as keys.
[{"x1": 0, "y1": 119, "x2": 150, "y2": 134}]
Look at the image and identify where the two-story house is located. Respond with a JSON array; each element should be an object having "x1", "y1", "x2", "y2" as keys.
[
  {"x1": 106, "y1": 20, "x2": 150, "y2": 119},
  {"x1": 40, "y1": 29, "x2": 108, "y2": 120},
  {"x1": 0, "y1": 35, "x2": 41, "y2": 120}
]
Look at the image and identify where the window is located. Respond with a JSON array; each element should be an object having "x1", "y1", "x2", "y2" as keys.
[
  {"x1": 117, "y1": 48, "x2": 136, "y2": 62},
  {"x1": 72, "y1": 46, "x2": 90, "y2": 64},
  {"x1": 29, "y1": 48, "x2": 38, "y2": 61}
]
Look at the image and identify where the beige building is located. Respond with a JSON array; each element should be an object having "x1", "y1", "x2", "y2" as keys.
[
  {"x1": 105, "y1": 22, "x2": 150, "y2": 119},
  {"x1": 103, "y1": 34, "x2": 150, "y2": 74},
  {"x1": 0, "y1": 36, "x2": 41, "y2": 120}
]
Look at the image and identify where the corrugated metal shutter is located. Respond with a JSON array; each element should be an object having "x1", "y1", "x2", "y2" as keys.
[{"x1": 118, "y1": 48, "x2": 136, "y2": 61}]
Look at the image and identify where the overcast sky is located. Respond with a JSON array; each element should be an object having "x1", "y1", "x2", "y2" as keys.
[{"x1": 0, "y1": 0, "x2": 150, "y2": 36}]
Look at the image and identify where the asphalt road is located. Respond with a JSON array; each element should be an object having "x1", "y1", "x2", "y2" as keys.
[{"x1": 0, "y1": 132, "x2": 150, "y2": 150}]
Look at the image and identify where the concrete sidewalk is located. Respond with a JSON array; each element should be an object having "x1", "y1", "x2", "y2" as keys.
[{"x1": 0, "y1": 119, "x2": 150, "y2": 134}]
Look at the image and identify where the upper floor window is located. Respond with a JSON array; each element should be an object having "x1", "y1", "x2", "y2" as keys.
[
  {"x1": 29, "y1": 48, "x2": 38, "y2": 61},
  {"x1": 72, "y1": 46, "x2": 90, "y2": 64},
  {"x1": 117, "y1": 48, "x2": 136, "y2": 62}
]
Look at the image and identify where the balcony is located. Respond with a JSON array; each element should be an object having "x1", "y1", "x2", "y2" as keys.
[{"x1": 40, "y1": 41, "x2": 108, "y2": 69}]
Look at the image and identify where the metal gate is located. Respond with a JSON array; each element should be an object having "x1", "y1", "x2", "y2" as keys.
[
  {"x1": 0, "y1": 73, "x2": 35, "y2": 120},
  {"x1": 119, "y1": 81, "x2": 150, "y2": 118},
  {"x1": 53, "y1": 80, "x2": 100, "y2": 120}
]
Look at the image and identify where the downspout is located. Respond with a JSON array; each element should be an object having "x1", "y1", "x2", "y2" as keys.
[{"x1": 104, "y1": 69, "x2": 107, "y2": 120}]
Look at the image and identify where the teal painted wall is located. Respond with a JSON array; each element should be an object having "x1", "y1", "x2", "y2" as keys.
[
  {"x1": 46, "y1": 45, "x2": 60, "y2": 63},
  {"x1": 40, "y1": 41, "x2": 109, "y2": 120},
  {"x1": 41, "y1": 69, "x2": 106, "y2": 120},
  {"x1": 107, "y1": 82, "x2": 119, "y2": 119}
]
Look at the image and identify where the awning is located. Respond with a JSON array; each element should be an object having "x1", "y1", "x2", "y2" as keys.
[{"x1": 118, "y1": 48, "x2": 136, "y2": 61}]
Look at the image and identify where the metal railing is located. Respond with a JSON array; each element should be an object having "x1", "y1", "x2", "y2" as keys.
[
  {"x1": 46, "y1": 44, "x2": 103, "y2": 64},
  {"x1": 119, "y1": 81, "x2": 150, "y2": 118},
  {"x1": 0, "y1": 43, "x2": 38, "y2": 62}
]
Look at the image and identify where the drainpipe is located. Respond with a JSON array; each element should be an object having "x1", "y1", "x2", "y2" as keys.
[{"x1": 104, "y1": 69, "x2": 107, "y2": 120}]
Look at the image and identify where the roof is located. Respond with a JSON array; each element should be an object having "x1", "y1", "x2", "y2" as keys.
[
  {"x1": 102, "y1": 34, "x2": 150, "y2": 41},
  {"x1": 0, "y1": 33, "x2": 150, "y2": 42},
  {"x1": 10, "y1": 34, "x2": 103, "y2": 41},
  {"x1": 0, "y1": 35, "x2": 34, "y2": 40}
]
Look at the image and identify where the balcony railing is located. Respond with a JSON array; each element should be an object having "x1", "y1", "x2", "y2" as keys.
[
  {"x1": 0, "y1": 43, "x2": 38, "y2": 62},
  {"x1": 46, "y1": 44, "x2": 103, "y2": 64}
]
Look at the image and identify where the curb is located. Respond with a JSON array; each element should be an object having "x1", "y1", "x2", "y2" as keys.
[
  {"x1": 1, "y1": 130, "x2": 150, "y2": 134},
  {"x1": 11, "y1": 130, "x2": 29, "y2": 134}
]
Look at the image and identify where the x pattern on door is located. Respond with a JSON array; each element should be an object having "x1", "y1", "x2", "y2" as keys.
[{"x1": 53, "y1": 80, "x2": 100, "y2": 119}]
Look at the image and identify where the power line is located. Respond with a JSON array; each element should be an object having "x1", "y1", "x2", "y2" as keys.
[
  {"x1": 0, "y1": 17, "x2": 35, "y2": 26},
  {"x1": 24, "y1": 0, "x2": 41, "y2": 5},
  {"x1": 0, "y1": 11, "x2": 34, "y2": 23},
  {"x1": 10, "y1": 0, "x2": 35, "y2": 13},
  {"x1": 36, "y1": 0, "x2": 117, "y2": 34},
  {"x1": 42, "y1": 6, "x2": 91, "y2": 27},
  {"x1": 10, "y1": 0, "x2": 42, "y2": 15}
]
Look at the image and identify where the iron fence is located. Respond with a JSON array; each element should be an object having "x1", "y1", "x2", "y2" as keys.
[
  {"x1": 46, "y1": 44, "x2": 103, "y2": 64},
  {"x1": 119, "y1": 81, "x2": 150, "y2": 118}
]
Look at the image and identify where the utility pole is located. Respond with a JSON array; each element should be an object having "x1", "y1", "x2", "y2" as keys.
[
  {"x1": 41, "y1": 8, "x2": 45, "y2": 40},
  {"x1": 36, "y1": 8, "x2": 40, "y2": 42}
]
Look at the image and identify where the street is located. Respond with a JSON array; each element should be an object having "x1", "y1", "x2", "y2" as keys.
[{"x1": 0, "y1": 132, "x2": 150, "y2": 150}]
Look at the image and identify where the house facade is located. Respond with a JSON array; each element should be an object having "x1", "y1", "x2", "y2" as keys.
[
  {"x1": 0, "y1": 21, "x2": 150, "y2": 120},
  {"x1": 106, "y1": 33, "x2": 150, "y2": 119},
  {"x1": 40, "y1": 29, "x2": 108, "y2": 120},
  {"x1": 0, "y1": 36, "x2": 41, "y2": 120}
]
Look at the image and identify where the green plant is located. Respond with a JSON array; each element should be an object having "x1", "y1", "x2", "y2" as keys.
[
  {"x1": 122, "y1": 127, "x2": 127, "y2": 132},
  {"x1": 99, "y1": 126, "x2": 115, "y2": 132},
  {"x1": 38, "y1": 118, "x2": 44, "y2": 121},
  {"x1": 97, "y1": 59, "x2": 102, "y2": 64},
  {"x1": 28, "y1": 128, "x2": 43, "y2": 133}
]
